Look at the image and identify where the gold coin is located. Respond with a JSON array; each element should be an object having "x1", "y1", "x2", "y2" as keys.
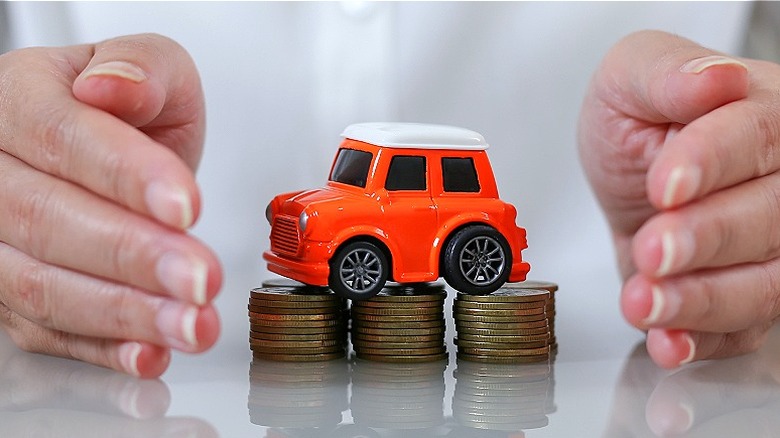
[
  {"x1": 455, "y1": 326, "x2": 549, "y2": 336},
  {"x1": 355, "y1": 352, "x2": 448, "y2": 363},
  {"x1": 454, "y1": 313, "x2": 547, "y2": 323},
  {"x1": 505, "y1": 280, "x2": 559, "y2": 293},
  {"x1": 250, "y1": 322, "x2": 346, "y2": 334},
  {"x1": 250, "y1": 286, "x2": 340, "y2": 301},
  {"x1": 363, "y1": 288, "x2": 446, "y2": 302},
  {"x1": 351, "y1": 306, "x2": 443, "y2": 317},
  {"x1": 350, "y1": 332, "x2": 445, "y2": 343},
  {"x1": 458, "y1": 346, "x2": 550, "y2": 357},
  {"x1": 250, "y1": 344, "x2": 345, "y2": 355},
  {"x1": 248, "y1": 304, "x2": 341, "y2": 315},
  {"x1": 353, "y1": 313, "x2": 443, "y2": 322},
  {"x1": 352, "y1": 326, "x2": 446, "y2": 336},
  {"x1": 455, "y1": 319, "x2": 548, "y2": 330},
  {"x1": 249, "y1": 297, "x2": 343, "y2": 309},
  {"x1": 453, "y1": 307, "x2": 546, "y2": 317},
  {"x1": 454, "y1": 301, "x2": 548, "y2": 311},
  {"x1": 456, "y1": 352, "x2": 549, "y2": 364},
  {"x1": 454, "y1": 338, "x2": 549, "y2": 350},
  {"x1": 252, "y1": 351, "x2": 345, "y2": 362},
  {"x1": 352, "y1": 340, "x2": 444, "y2": 349},
  {"x1": 250, "y1": 331, "x2": 345, "y2": 342},
  {"x1": 457, "y1": 288, "x2": 549, "y2": 303},
  {"x1": 352, "y1": 319, "x2": 445, "y2": 329},
  {"x1": 250, "y1": 317, "x2": 344, "y2": 328},
  {"x1": 249, "y1": 338, "x2": 343, "y2": 349},
  {"x1": 456, "y1": 332, "x2": 550, "y2": 343},
  {"x1": 249, "y1": 311, "x2": 341, "y2": 321},
  {"x1": 354, "y1": 299, "x2": 444, "y2": 309},
  {"x1": 356, "y1": 346, "x2": 447, "y2": 356}
]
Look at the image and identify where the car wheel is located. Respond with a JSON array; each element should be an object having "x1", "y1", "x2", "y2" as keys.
[
  {"x1": 329, "y1": 241, "x2": 389, "y2": 300},
  {"x1": 443, "y1": 225, "x2": 511, "y2": 295}
]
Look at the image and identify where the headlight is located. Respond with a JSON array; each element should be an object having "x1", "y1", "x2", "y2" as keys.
[
  {"x1": 265, "y1": 202, "x2": 273, "y2": 225},
  {"x1": 299, "y1": 211, "x2": 309, "y2": 232}
]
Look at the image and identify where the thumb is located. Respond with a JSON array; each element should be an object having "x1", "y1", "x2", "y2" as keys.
[
  {"x1": 72, "y1": 34, "x2": 205, "y2": 169},
  {"x1": 594, "y1": 30, "x2": 748, "y2": 125}
]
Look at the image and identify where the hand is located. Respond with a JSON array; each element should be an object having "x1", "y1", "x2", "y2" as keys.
[
  {"x1": 579, "y1": 30, "x2": 780, "y2": 368},
  {"x1": 0, "y1": 34, "x2": 222, "y2": 377}
]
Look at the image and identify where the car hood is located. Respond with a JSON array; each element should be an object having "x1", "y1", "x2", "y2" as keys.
[{"x1": 278, "y1": 185, "x2": 358, "y2": 215}]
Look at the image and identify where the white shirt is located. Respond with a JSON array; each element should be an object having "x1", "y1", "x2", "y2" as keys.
[{"x1": 4, "y1": 2, "x2": 752, "y2": 359}]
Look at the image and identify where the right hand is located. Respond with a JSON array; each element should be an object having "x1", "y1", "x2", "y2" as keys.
[{"x1": 0, "y1": 34, "x2": 222, "y2": 378}]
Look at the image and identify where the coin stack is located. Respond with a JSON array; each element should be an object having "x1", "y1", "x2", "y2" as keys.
[
  {"x1": 350, "y1": 284, "x2": 447, "y2": 363},
  {"x1": 453, "y1": 288, "x2": 551, "y2": 364},
  {"x1": 507, "y1": 281, "x2": 558, "y2": 350},
  {"x1": 249, "y1": 286, "x2": 348, "y2": 362}
]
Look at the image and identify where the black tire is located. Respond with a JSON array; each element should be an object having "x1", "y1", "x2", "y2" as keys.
[
  {"x1": 329, "y1": 241, "x2": 389, "y2": 300},
  {"x1": 442, "y1": 225, "x2": 511, "y2": 295}
]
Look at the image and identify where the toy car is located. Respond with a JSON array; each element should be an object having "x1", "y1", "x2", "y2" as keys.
[{"x1": 263, "y1": 122, "x2": 530, "y2": 300}]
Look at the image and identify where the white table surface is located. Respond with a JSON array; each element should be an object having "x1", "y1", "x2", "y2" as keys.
[{"x1": 3, "y1": 282, "x2": 779, "y2": 438}]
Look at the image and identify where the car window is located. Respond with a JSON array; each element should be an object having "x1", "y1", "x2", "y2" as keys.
[
  {"x1": 442, "y1": 157, "x2": 480, "y2": 192},
  {"x1": 330, "y1": 148, "x2": 373, "y2": 188},
  {"x1": 385, "y1": 155, "x2": 427, "y2": 191}
]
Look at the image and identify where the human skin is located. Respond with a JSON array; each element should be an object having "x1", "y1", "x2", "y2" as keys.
[
  {"x1": 0, "y1": 34, "x2": 222, "y2": 378},
  {"x1": 580, "y1": 30, "x2": 780, "y2": 368}
]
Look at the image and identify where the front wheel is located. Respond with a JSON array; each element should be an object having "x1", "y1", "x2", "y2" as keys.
[
  {"x1": 443, "y1": 225, "x2": 512, "y2": 295},
  {"x1": 329, "y1": 241, "x2": 389, "y2": 300}
]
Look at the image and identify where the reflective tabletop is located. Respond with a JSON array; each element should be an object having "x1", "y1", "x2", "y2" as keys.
[{"x1": 3, "y1": 288, "x2": 779, "y2": 438}]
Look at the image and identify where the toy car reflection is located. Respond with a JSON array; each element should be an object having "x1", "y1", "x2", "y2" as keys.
[{"x1": 263, "y1": 123, "x2": 530, "y2": 300}]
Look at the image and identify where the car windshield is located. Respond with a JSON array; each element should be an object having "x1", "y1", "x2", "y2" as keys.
[{"x1": 329, "y1": 148, "x2": 373, "y2": 188}]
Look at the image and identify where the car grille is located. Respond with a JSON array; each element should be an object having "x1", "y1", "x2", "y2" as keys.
[{"x1": 270, "y1": 215, "x2": 300, "y2": 256}]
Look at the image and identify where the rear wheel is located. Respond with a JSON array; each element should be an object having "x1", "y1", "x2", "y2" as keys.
[
  {"x1": 443, "y1": 225, "x2": 511, "y2": 295},
  {"x1": 329, "y1": 241, "x2": 389, "y2": 300}
]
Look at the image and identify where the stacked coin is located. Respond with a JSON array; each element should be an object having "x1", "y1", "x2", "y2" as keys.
[
  {"x1": 453, "y1": 288, "x2": 551, "y2": 364},
  {"x1": 453, "y1": 359, "x2": 553, "y2": 431},
  {"x1": 249, "y1": 286, "x2": 348, "y2": 361},
  {"x1": 351, "y1": 284, "x2": 447, "y2": 363},
  {"x1": 506, "y1": 280, "x2": 558, "y2": 350},
  {"x1": 248, "y1": 358, "x2": 349, "y2": 428}
]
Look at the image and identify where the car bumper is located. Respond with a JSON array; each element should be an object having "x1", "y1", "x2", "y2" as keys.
[
  {"x1": 508, "y1": 260, "x2": 531, "y2": 283},
  {"x1": 263, "y1": 250, "x2": 330, "y2": 286}
]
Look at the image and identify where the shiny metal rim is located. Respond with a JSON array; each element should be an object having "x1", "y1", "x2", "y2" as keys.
[
  {"x1": 339, "y1": 248, "x2": 383, "y2": 294},
  {"x1": 459, "y1": 236, "x2": 505, "y2": 286}
]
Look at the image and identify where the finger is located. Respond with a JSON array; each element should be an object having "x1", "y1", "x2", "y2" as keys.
[
  {"x1": 622, "y1": 258, "x2": 780, "y2": 333},
  {"x1": 0, "y1": 152, "x2": 222, "y2": 305},
  {"x1": 0, "y1": 307, "x2": 170, "y2": 378},
  {"x1": 646, "y1": 326, "x2": 771, "y2": 369},
  {"x1": 0, "y1": 243, "x2": 220, "y2": 352},
  {"x1": 0, "y1": 46, "x2": 200, "y2": 229},
  {"x1": 71, "y1": 33, "x2": 206, "y2": 167},
  {"x1": 647, "y1": 60, "x2": 780, "y2": 210}
]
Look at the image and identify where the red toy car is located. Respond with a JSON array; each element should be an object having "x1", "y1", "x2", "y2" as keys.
[{"x1": 264, "y1": 123, "x2": 530, "y2": 299}]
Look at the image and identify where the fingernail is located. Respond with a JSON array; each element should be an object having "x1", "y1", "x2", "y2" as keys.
[
  {"x1": 680, "y1": 55, "x2": 748, "y2": 74},
  {"x1": 679, "y1": 332, "x2": 696, "y2": 366},
  {"x1": 119, "y1": 342, "x2": 142, "y2": 377},
  {"x1": 662, "y1": 166, "x2": 701, "y2": 208},
  {"x1": 145, "y1": 182, "x2": 194, "y2": 230},
  {"x1": 643, "y1": 285, "x2": 682, "y2": 325},
  {"x1": 156, "y1": 251, "x2": 208, "y2": 305},
  {"x1": 83, "y1": 60, "x2": 148, "y2": 83},
  {"x1": 156, "y1": 303, "x2": 199, "y2": 351},
  {"x1": 657, "y1": 230, "x2": 695, "y2": 277}
]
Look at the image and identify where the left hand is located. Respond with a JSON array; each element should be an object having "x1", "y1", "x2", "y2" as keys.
[{"x1": 579, "y1": 30, "x2": 780, "y2": 368}]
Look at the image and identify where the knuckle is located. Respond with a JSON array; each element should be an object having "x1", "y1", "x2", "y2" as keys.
[
  {"x1": 13, "y1": 259, "x2": 54, "y2": 326},
  {"x1": 32, "y1": 105, "x2": 80, "y2": 175},
  {"x1": 11, "y1": 184, "x2": 57, "y2": 259},
  {"x1": 106, "y1": 219, "x2": 144, "y2": 281}
]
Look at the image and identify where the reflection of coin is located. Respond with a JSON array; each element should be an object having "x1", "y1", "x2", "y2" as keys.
[
  {"x1": 453, "y1": 306, "x2": 546, "y2": 317},
  {"x1": 456, "y1": 326, "x2": 549, "y2": 336},
  {"x1": 454, "y1": 338, "x2": 549, "y2": 350},
  {"x1": 355, "y1": 353, "x2": 448, "y2": 363},
  {"x1": 455, "y1": 320, "x2": 548, "y2": 330},
  {"x1": 351, "y1": 306, "x2": 443, "y2": 317},
  {"x1": 252, "y1": 351, "x2": 345, "y2": 362},
  {"x1": 456, "y1": 352, "x2": 549, "y2": 364},
  {"x1": 457, "y1": 288, "x2": 548, "y2": 303},
  {"x1": 353, "y1": 319, "x2": 445, "y2": 329},
  {"x1": 454, "y1": 313, "x2": 547, "y2": 323}
]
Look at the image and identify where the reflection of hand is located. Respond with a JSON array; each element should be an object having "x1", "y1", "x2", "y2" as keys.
[
  {"x1": 580, "y1": 30, "x2": 780, "y2": 367},
  {"x1": 0, "y1": 34, "x2": 222, "y2": 377}
]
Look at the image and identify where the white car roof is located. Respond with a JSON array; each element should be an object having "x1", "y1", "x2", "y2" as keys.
[{"x1": 341, "y1": 122, "x2": 489, "y2": 150}]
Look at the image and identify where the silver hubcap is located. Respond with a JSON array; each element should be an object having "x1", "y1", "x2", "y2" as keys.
[
  {"x1": 459, "y1": 236, "x2": 505, "y2": 286},
  {"x1": 339, "y1": 248, "x2": 383, "y2": 293}
]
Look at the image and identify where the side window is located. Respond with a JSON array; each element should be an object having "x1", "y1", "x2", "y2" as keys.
[
  {"x1": 385, "y1": 155, "x2": 427, "y2": 191},
  {"x1": 442, "y1": 157, "x2": 480, "y2": 192}
]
